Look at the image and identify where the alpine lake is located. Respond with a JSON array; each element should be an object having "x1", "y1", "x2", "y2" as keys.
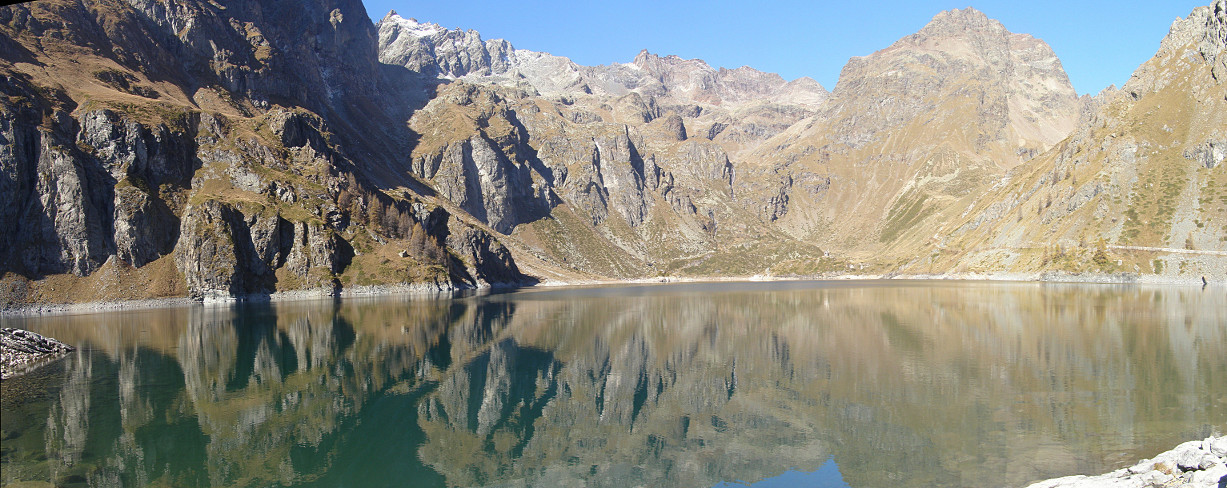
[{"x1": 1, "y1": 280, "x2": 1224, "y2": 488}]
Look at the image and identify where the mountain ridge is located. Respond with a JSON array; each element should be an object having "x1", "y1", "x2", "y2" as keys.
[
  {"x1": 375, "y1": 11, "x2": 828, "y2": 109},
  {"x1": 2, "y1": 0, "x2": 1224, "y2": 308}
]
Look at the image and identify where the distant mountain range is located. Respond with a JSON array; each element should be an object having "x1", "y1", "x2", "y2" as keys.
[{"x1": 1, "y1": 0, "x2": 1224, "y2": 306}]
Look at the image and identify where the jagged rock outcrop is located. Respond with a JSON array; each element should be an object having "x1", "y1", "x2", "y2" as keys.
[
  {"x1": 408, "y1": 105, "x2": 551, "y2": 234},
  {"x1": 112, "y1": 184, "x2": 178, "y2": 267},
  {"x1": 0, "y1": 102, "x2": 197, "y2": 277},
  {"x1": 591, "y1": 129, "x2": 651, "y2": 226},
  {"x1": 1185, "y1": 138, "x2": 1227, "y2": 169},
  {"x1": 376, "y1": 12, "x2": 513, "y2": 79},
  {"x1": 175, "y1": 200, "x2": 260, "y2": 299},
  {"x1": 1, "y1": 327, "x2": 74, "y2": 379},
  {"x1": 659, "y1": 113, "x2": 687, "y2": 141},
  {"x1": 446, "y1": 224, "x2": 523, "y2": 285},
  {"x1": 173, "y1": 200, "x2": 342, "y2": 299},
  {"x1": 122, "y1": 0, "x2": 386, "y2": 118},
  {"x1": 1126, "y1": 0, "x2": 1227, "y2": 96}
]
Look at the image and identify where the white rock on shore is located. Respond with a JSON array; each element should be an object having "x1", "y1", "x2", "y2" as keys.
[
  {"x1": 1, "y1": 328, "x2": 75, "y2": 379},
  {"x1": 1027, "y1": 436, "x2": 1227, "y2": 488}
]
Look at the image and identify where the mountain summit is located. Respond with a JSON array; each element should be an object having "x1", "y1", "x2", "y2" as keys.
[
  {"x1": 737, "y1": 6, "x2": 1080, "y2": 251},
  {"x1": 829, "y1": 6, "x2": 1078, "y2": 158}
]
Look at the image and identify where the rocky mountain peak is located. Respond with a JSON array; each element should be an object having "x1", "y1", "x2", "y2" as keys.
[
  {"x1": 775, "y1": 76, "x2": 829, "y2": 106},
  {"x1": 376, "y1": 12, "x2": 513, "y2": 78},
  {"x1": 632, "y1": 48, "x2": 648, "y2": 63},
  {"x1": 628, "y1": 50, "x2": 825, "y2": 106},
  {"x1": 915, "y1": 7, "x2": 1002, "y2": 38},
  {"x1": 829, "y1": 6, "x2": 1076, "y2": 146},
  {"x1": 632, "y1": 50, "x2": 714, "y2": 73},
  {"x1": 894, "y1": 7, "x2": 1031, "y2": 70},
  {"x1": 376, "y1": 22, "x2": 825, "y2": 109},
  {"x1": 630, "y1": 50, "x2": 789, "y2": 87},
  {"x1": 378, "y1": 11, "x2": 447, "y2": 39},
  {"x1": 750, "y1": 5, "x2": 1080, "y2": 245}
]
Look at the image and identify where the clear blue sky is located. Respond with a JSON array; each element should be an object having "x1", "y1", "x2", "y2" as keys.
[{"x1": 361, "y1": 0, "x2": 1209, "y2": 96}]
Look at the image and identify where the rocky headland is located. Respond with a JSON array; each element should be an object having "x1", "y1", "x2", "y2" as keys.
[{"x1": 0, "y1": 327, "x2": 74, "y2": 379}]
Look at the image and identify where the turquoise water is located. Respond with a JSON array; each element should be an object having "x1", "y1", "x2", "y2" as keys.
[{"x1": 1, "y1": 281, "x2": 1225, "y2": 487}]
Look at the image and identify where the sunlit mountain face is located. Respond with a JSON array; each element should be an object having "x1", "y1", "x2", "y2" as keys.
[{"x1": 3, "y1": 0, "x2": 1224, "y2": 309}]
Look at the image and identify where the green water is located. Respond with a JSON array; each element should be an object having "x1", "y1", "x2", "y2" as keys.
[{"x1": 1, "y1": 281, "x2": 1224, "y2": 488}]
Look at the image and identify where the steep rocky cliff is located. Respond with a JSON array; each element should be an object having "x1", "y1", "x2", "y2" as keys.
[{"x1": 1, "y1": 0, "x2": 528, "y2": 305}]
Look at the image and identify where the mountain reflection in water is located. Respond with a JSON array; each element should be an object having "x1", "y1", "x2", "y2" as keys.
[{"x1": 1, "y1": 281, "x2": 1225, "y2": 488}]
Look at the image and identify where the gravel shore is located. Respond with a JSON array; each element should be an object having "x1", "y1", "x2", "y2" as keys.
[{"x1": 3, "y1": 273, "x2": 1218, "y2": 318}]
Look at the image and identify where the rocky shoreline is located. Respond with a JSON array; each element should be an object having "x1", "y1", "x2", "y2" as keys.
[
  {"x1": 0, "y1": 279, "x2": 527, "y2": 317},
  {"x1": 0, "y1": 328, "x2": 75, "y2": 379},
  {"x1": 1, "y1": 273, "x2": 1219, "y2": 318},
  {"x1": 1027, "y1": 436, "x2": 1227, "y2": 488}
]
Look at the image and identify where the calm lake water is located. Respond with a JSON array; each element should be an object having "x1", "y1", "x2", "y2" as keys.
[{"x1": 1, "y1": 281, "x2": 1225, "y2": 488}]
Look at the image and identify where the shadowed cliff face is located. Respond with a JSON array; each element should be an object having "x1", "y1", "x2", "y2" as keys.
[
  {"x1": 3, "y1": 282, "x2": 1225, "y2": 487},
  {"x1": 0, "y1": 0, "x2": 529, "y2": 304}
]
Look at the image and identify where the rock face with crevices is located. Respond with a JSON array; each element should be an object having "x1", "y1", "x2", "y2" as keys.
[
  {"x1": 0, "y1": 0, "x2": 532, "y2": 306},
  {"x1": 1, "y1": 327, "x2": 74, "y2": 379}
]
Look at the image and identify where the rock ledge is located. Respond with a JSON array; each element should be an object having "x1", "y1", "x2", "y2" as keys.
[
  {"x1": 1, "y1": 328, "x2": 75, "y2": 380},
  {"x1": 1027, "y1": 436, "x2": 1227, "y2": 488}
]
